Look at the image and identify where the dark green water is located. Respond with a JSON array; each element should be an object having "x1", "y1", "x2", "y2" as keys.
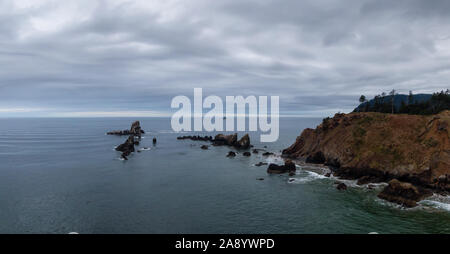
[{"x1": 0, "y1": 117, "x2": 449, "y2": 233}]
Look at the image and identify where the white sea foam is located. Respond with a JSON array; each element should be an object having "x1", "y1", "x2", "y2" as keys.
[
  {"x1": 263, "y1": 156, "x2": 284, "y2": 164},
  {"x1": 288, "y1": 169, "x2": 327, "y2": 184},
  {"x1": 419, "y1": 194, "x2": 450, "y2": 212},
  {"x1": 139, "y1": 147, "x2": 151, "y2": 151},
  {"x1": 277, "y1": 155, "x2": 449, "y2": 213},
  {"x1": 375, "y1": 197, "x2": 409, "y2": 210},
  {"x1": 375, "y1": 194, "x2": 450, "y2": 212}
]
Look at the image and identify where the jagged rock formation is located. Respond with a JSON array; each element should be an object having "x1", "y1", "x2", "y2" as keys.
[
  {"x1": 107, "y1": 121, "x2": 145, "y2": 137},
  {"x1": 235, "y1": 134, "x2": 251, "y2": 149},
  {"x1": 267, "y1": 160, "x2": 296, "y2": 174},
  {"x1": 109, "y1": 121, "x2": 146, "y2": 160},
  {"x1": 213, "y1": 133, "x2": 238, "y2": 146},
  {"x1": 255, "y1": 162, "x2": 268, "y2": 167},
  {"x1": 116, "y1": 135, "x2": 139, "y2": 160},
  {"x1": 282, "y1": 111, "x2": 450, "y2": 206},
  {"x1": 378, "y1": 179, "x2": 432, "y2": 207},
  {"x1": 177, "y1": 133, "x2": 251, "y2": 149}
]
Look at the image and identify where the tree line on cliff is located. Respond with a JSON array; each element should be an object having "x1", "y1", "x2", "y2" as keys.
[{"x1": 354, "y1": 89, "x2": 450, "y2": 115}]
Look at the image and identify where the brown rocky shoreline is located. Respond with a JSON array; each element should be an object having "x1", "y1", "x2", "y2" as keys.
[{"x1": 282, "y1": 110, "x2": 450, "y2": 207}]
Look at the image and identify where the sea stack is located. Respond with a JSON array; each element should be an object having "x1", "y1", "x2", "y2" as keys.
[
  {"x1": 109, "y1": 121, "x2": 146, "y2": 160},
  {"x1": 115, "y1": 135, "x2": 137, "y2": 160},
  {"x1": 107, "y1": 121, "x2": 145, "y2": 137}
]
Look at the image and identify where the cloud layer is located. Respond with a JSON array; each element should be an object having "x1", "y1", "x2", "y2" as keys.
[{"x1": 1, "y1": 0, "x2": 449, "y2": 117}]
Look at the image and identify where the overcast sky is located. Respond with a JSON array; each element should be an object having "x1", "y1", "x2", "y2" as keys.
[{"x1": 1, "y1": 0, "x2": 449, "y2": 117}]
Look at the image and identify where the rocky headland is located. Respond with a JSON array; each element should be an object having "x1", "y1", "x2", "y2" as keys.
[{"x1": 282, "y1": 110, "x2": 450, "y2": 207}]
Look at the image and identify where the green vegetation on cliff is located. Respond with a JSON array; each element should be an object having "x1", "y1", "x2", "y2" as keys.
[{"x1": 355, "y1": 90, "x2": 450, "y2": 115}]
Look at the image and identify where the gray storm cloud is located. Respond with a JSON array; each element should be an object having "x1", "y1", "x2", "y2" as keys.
[{"x1": 0, "y1": 0, "x2": 449, "y2": 117}]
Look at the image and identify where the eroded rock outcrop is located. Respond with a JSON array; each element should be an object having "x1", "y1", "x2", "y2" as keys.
[
  {"x1": 213, "y1": 133, "x2": 238, "y2": 146},
  {"x1": 109, "y1": 121, "x2": 147, "y2": 160},
  {"x1": 282, "y1": 110, "x2": 450, "y2": 206},
  {"x1": 177, "y1": 135, "x2": 213, "y2": 141},
  {"x1": 116, "y1": 135, "x2": 137, "y2": 160},
  {"x1": 378, "y1": 179, "x2": 432, "y2": 207},
  {"x1": 107, "y1": 121, "x2": 145, "y2": 137},
  {"x1": 267, "y1": 160, "x2": 296, "y2": 174},
  {"x1": 235, "y1": 134, "x2": 251, "y2": 149},
  {"x1": 177, "y1": 133, "x2": 251, "y2": 149}
]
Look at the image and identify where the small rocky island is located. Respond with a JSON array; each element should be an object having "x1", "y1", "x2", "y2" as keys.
[
  {"x1": 282, "y1": 110, "x2": 450, "y2": 207},
  {"x1": 177, "y1": 133, "x2": 251, "y2": 149},
  {"x1": 107, "y1": 121, "x2": 145, "y2": 137},
  {"x1": 108, "y1": 121, "x2": 147, "y2": 160}
]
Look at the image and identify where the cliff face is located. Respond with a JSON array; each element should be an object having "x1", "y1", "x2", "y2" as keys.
[{"x1": 283, "y1": 111, "x2": 450, "y2": 192}]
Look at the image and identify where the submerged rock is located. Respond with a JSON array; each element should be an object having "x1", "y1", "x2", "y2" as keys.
[
  {"x1": 201, "y1": 145, "x2": 209, "y2": 150},
  {"x1": 243, "y1": 151, "x2": 251, "y2": 156},
  {"x1": 177, "y1": 135, "x2": 213, "y2": 141},
  {"x1": 336, "y1": 183, "x2": 347, "y2": 191},
  {"x1": 255, "y1": 162, "x2": 268, "y2": 167},
  {"x1": 226, "y1": 151, "x2": 236, "y2": 157}
]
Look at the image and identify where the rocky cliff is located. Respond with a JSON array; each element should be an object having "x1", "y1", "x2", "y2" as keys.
[{"x1": 282, "y1": 111, "x2": 450, "y2": 206}]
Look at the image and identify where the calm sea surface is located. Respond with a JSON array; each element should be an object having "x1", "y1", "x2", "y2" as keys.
[{"x1": 0, "y1": 117, "x2": 449, "y2": 233}]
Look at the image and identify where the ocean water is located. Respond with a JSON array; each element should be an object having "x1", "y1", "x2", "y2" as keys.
[{"x1": 0, "y1": 117, "x2": 449, "y2": 234}]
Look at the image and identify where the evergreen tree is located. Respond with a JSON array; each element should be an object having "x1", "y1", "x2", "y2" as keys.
[{"x1": 359, "y1": 95, "x2": 367, "y2": 103}]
